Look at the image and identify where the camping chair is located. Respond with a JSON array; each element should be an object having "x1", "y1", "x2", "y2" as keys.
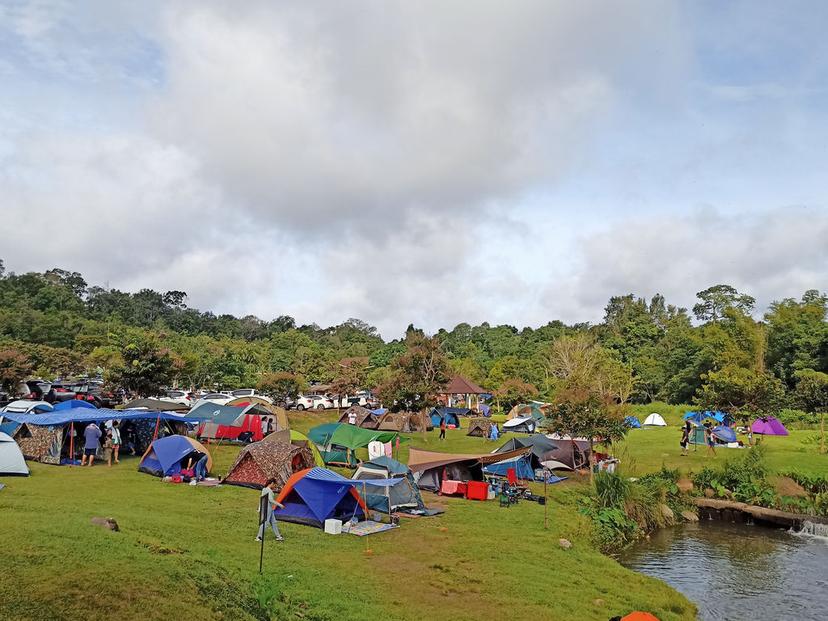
[
  {"x1": 506, "y1": 467, "x2": 529, "y2": 495},
  {"x1": 499, "y1": 481, "x2": 521, "y2": 507}
]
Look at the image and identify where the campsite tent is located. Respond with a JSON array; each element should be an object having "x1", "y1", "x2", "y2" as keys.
[
  {"x1": 407, "y1": 446, "x2": 531, "y2": 492},
  {"x1": 307, "y1": 423, "x2": 402, "y2": 467},
  {"x1": 352, "y1": 455, "x2": 427, "y2": 513},
  {"x1": 0, "y1": 432, "x2": 28, "y2": 476},
  {"x1": 52, "y1": 399, "x2": 97, "y2": 411},
  {"x1": 683, "y1": 411, "x2": 726, "y2": 425},
  {"x1": 138, "y1": 435, "x2": 212, "y2": 477},
  {"x1": 643, "y1": 413, "x2": 667, "y2": 427},
  {"x1": 541, "y1": 434, "x2": 593, "y2": 470},
  {"x1": 190, "y1": 402, "x2": 273, "y2": 442},
  {"x1": 752, "y1": 416, "x2": 788, "y2": 436},
  {"x1": 466, "y1": 418, "x2": 490, "y2": 437},
  {"x1": 502, "y1": 416, "x2": 537, "y2": 434},
  {"x1": 624, "y1": 416, "x2": 641, "y2": 429},
  {"x1": 226, "y1": 397, "x2": 289, "y2": 432},
  {"x1": 272, "y1": 467, "x2": 369, "y2": 528},
  {"x1": 223, "y1": 434, "x2": 314, "y2": 490},
  {"x1": 506, "y1": 402, "x2": 549, "y2": 421},
  {"x1": 338, "y1": 406, "x2": 380, "y2": 429},
  {"x1": 2, "y1": 400, "x2": 54, "y2": 414},
  {"x1": 290, "y1": 430, "x2": 325, "y2": 466},
  {"x1": 492, "y1": 435, "x2": 575, "y2": 474},
  {"x1": 428, "y1": 407, "x2": 465, "y2": 429},
  {"x1": 689, "y1": 423, "x2": 738, "y2": 446},
  {"x1": 123, "y1": 398, "x2": 191, "y2": 412}
]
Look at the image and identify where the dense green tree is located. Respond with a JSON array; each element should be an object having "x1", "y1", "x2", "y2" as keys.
[{"x1": 693, "y1": 284, "x2": 755, "y2": 322}]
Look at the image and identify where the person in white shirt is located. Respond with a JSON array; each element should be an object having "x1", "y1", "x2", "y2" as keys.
[
  {"x1": 256, "y1": 479, "x2": 285, "y2": 542},
  {"x1": 348, "y1": 410, "x2": 357, "y2": 425}
]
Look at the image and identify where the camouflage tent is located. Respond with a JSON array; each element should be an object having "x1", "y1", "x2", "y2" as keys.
[{"x1": 223, "y1": 434, "x2": 315, "y2": 490}]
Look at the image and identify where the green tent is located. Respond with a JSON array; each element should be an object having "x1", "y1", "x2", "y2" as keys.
[
  {"x1": 307, "y1": 423, "x2": 404, "y2": 467},
  {"x1": 290, "y1": 430, "x2": 325, "y2": 467}
]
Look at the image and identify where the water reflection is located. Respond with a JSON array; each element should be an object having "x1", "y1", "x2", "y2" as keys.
[{"x1": 618, "y1": 522, "x2": 828, "y2": 621}]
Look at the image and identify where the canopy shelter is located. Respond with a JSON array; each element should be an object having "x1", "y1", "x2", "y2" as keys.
[
  {"x1": 407, "y1": 446, "x2": 531, "y2": 492},
  {"x1": 624, "y1": 416, "x2": 641, "y2": 429},
  {"x1": 139, "y1": 435, "x2": 211, "y2": 477},
  {"x1": 307, "y1": 423, "x2": 403, "y2": 467},
  {"x1": 338, "y1": 405, "x2": 381, "y2": 429},
  {"x1": 352, "y1": 455, "x2": 427, "y2": 513},
  {"x1": 643, "y1": 413, "x2": 667, "y2": 427},
  {"x1": 52, "y1": 399, "x2": 97, "y2": 411},
  {"x1": 438, "y1": 376, "x2": 487, "y2": 409},
  {"x1": 225, "y1": 397, "x2": 289, "y2": 431},
  {"x1": 189, "y1": 402, "x2": 273, "y2": 443},
  {"x1": 466, "y1": 418, "x2": 490, "y2": 437},
  {"x1": 683, "y1": 411, "x2": 726, "y2": 425},
  {"x1": 5, "y1": 409, "x2": 197, "y2": 465},
  {"x1": 2, "y1": 400, "x2": 54, "y2": 414},
  {"x1": 123, "y1": 398, "x2": 191, "y2": 412},
  {"x1": 506, "y1": 402, "x2": 550, "y2": 421},
  {"x1": 223, "y1": 434, "x2": 314, "y2": 490},
  {"x1": 502, "y1": 416, "x2": 537, "y2": 434},
  {"x1": 0, "y1": 432, "x2": 28, "y2": 476},
  {"x1": 751, "y1": 416, "x2": 788, "y2": 436},
  {"x1": 428, "y1": 407, "x2": 466, "y2": 429},
  {"x1": 272, "y1": 467, "x2": 371, "y2": 528}
]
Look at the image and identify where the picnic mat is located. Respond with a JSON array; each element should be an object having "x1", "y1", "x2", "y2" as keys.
[{"x1": 346, "y1": 520, "x2": 398, "y2": 537}]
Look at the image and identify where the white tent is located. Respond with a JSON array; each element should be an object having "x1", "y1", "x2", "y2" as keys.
[
  {"x1": 0, "y1": 432, "x2": 29, "y2": 476},
  {"x1": 643, "y1": 413, "x2": 667, "y2": 427}
]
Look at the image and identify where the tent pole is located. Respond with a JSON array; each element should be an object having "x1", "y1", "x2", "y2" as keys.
[
  {"x1": 152, "y1": 414, "x2": 161, "y2": 441},
  {"x1": 69, "y1": 421, "x2": 74, "y2": 467},
  {"x1": 543, "y1": 470, "x2": 548, "y2": 530}
]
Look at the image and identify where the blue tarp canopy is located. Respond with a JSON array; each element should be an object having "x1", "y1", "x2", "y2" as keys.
[
  {"x1": 53, "y1": 399, "x2": 97, "y2": 411},
  {"x1": 0, "y1": 408, "x2": 199, "y2": 426},
  {"x1": 684, "y1": 411, "x2": 726, "y2": 424},
  {"x1": 625, "y1": 416, "x2": 642, "y2": 428}
]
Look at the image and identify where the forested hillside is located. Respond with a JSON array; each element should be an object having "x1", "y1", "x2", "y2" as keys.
[{"x1": 0, "y1": 260, "x2": 826, "y2": 416}]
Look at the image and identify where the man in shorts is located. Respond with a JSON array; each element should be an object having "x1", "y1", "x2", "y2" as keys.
[{"x1": 80, "y1": 422, "x2": 102, "y2": 466}]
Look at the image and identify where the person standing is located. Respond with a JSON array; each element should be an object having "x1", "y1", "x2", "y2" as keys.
[
  {"x1": 256, "y1": 479, "x2": 285, "y2": 542},
  {"x1": 704, "y1": 422, "x2": 717, "y2": 458},
  {"x1": 439, "y1": 416, "x2": 447, "y2": 441},
  {"x1": 348, "y1": 409, "x2": 357, "y2": 426},
  {"x1": 260, "y1": 416, "x2": 268, "y2": 438},
  {"x1": 109, "y1": 421, "x2": 122, "y2": 465},
  {"x1": 680, "y1": 420, "x2": 691, "y2": 456},
  {"x1": 266, "y1": 417, "x2": 274, "y2": 435},
  {"x1": 80, "y1": 422, "x2": 102, "y2": 466}
]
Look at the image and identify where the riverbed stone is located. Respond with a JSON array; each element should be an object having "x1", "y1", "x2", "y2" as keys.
[
  {"x1": 558, "y1": 538, "x2": 572, "y2": 550},
  {"x1": 660, "y1": 504, "x2": 674, "y2": 522},
  {"x1": 677, "y1": 478, "x2": 694, "y2": 493},
  {"x1": 681, "y1": 510, "x2": 699, "y2": 522}
]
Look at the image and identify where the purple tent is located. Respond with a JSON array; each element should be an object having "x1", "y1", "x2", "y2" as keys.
[{"x1": 751, "y1": 416, "x2": 788, "y2": 436}]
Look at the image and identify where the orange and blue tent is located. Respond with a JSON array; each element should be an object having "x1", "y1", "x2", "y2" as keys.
[{"x1": 273, "y1": 467, "x2": 369, "y2": 528}]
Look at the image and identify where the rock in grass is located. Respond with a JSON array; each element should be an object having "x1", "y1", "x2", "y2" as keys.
[
  {"x1": 660, "y1": 504, "x2": 674, "y2": 521},
  {"x1": 558, "y1": 538, "x2": 572, "y2": 550},
  {"x1": 91, "y1": 517, "x2": 119, "y2": 531},
  {"x1": 681, "y1": 510, "x2": 699, "y2": 522}
]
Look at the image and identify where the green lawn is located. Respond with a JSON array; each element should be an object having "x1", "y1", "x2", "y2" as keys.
[{"x1": 19, "y1": 409, "x2": 822, "y2": 620}]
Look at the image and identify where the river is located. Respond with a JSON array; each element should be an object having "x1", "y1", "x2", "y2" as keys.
[{"x1": 617, "y1": 521, "x2": 828, "y2": 621}]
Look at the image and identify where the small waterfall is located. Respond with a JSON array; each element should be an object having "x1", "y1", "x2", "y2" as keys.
[{"x1": 797, "y1": 520, "x2": 828, "y2": 538}]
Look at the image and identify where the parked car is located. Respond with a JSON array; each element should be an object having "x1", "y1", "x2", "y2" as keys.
[
  {"x1": 293, "y1": 394, "x2": 334, "y2": 410},
  {"x1": 18, "y1": 380, "x2": 75, "y2": 403},
  {"x1": 328, "y1": 394, "x2": 371, "y2": 408},
  {"x1": 63, "y1": 381, "x2": 123, "y2": 408},
  {"x1": 163, "y1": 389, "x2": 193, "y2": 406}
]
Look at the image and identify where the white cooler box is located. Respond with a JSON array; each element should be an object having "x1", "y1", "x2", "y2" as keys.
[{"x1": 324, "y1": 519, "x2": 342, "y2": 535}]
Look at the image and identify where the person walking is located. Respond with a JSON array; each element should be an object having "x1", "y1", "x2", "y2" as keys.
[
  {"x1": 109, "y1": 421, "x2": 122, "y2": 465},
  {"x1": 680, "y1": 420, "x2": 691, "y2": 456},
  {"x1": 704, "y1": 422, "x2": 717, "y2": 458},
  {"x1": 256, "y1": 479, "x2": 285, "y2": 542},
  {"x1": 439, "y1": 416, "x2": 447, "y2": 441},
  {"x1": 80, "y1": 422, "x2": 102, "y2": 467}
]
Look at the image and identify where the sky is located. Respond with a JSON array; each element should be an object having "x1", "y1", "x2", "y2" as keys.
[{"x1": 1, "y1": 0, "x2": 826, "y2": 339}]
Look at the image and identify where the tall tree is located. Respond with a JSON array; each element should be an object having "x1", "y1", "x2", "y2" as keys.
[
  {"x1": 0, "y1": 348, "x2": 33, "y2": 393},
  {"x1": 378, "y1": 333, "x2": 450, "y2": 412},
  {"x1": 693, "y1": 284, "x2": 756, "y2": 322}
]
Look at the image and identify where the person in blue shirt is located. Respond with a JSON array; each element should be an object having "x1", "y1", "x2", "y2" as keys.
[{"x1": 80, "y1": 422, "x2": 102, "y2": 467}]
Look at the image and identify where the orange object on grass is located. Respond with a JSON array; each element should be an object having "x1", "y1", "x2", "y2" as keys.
[{"x1": 622, "y1": 612, "x2": 660, "y2": 621}]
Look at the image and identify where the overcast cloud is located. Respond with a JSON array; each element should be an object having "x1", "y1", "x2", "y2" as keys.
[{"x1": 1, "y1": 1, "x2": 826, "y2": 338}]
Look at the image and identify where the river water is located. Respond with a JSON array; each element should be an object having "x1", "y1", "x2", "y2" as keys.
[{"x1": 617, "y1": 521, "x2": 828, "y2": 620}]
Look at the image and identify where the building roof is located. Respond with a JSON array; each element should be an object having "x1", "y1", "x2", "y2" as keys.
[{"x1": 441, "y1": 375, "x2": 486, "y2": 395}]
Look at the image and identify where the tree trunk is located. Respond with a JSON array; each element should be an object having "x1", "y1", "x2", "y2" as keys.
[
  {"x1": 588, "y1": 438, "x2": 595, "y2": 483},
  {"x1": 821, "y1": 413, "x2": 826, "y2": 455}
]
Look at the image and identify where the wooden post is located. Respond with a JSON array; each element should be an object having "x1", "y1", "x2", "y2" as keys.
[{"x1": 544, "y1": 471, "x2": 549, "y2": 530}]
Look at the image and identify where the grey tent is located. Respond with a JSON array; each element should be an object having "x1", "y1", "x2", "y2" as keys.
[
  {"x1": 338, "y1": 406, "x2": 381, "y2": 429},
  {"x1": 352, "y1": 455, "x2": 428, "y2": 513},
  {"x1": 494, "y1": 434, "x2": 587, "y2": 471},
  {"x1": 123, "y1": 398, "x2": 191, "y2": 412},
  {"x1": 0, "y1": 432, "x2": 29, "y2": 476}
]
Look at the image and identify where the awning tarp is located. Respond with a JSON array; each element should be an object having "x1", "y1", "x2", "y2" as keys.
[{"x1": 0, "y1": 409, "x2": 198, "y2": 426}]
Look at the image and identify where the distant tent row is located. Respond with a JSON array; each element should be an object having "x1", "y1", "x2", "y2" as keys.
[{"x1": 339, "y1": 407, "x2": 433, "y2": 433}]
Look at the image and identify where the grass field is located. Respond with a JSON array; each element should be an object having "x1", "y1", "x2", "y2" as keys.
[{"x1": 2, "y1": 409, "x2": 823, "y2": 621}]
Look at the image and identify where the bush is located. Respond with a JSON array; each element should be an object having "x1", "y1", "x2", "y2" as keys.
[{"x1": 691, "y1": 446, "x2": 777, "y2": 506}]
